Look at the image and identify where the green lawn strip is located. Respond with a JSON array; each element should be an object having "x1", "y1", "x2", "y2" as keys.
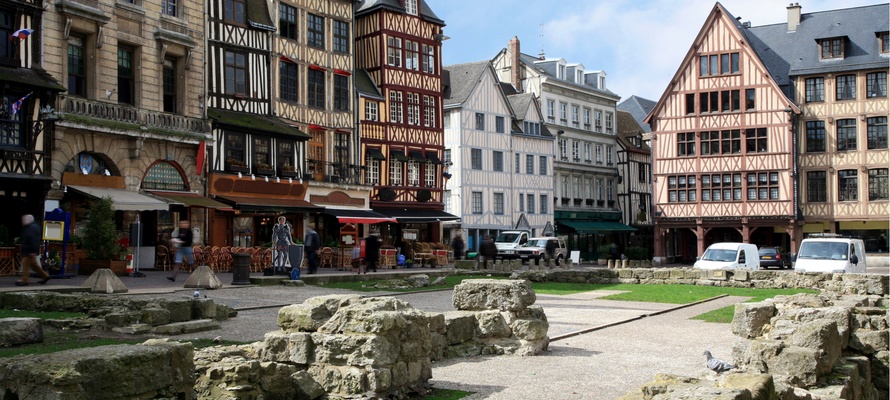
[
  {"x1": 688, "y1": 287, "x2": 820, "y2": 323},
  {"x1": 0, "y1": 309, "x2": 85, "y2": 320},
  {"x1": 413, "y1": 388, "x2": 473, "y2": 399}
]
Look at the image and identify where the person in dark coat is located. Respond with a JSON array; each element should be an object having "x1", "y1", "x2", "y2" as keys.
[
  {"x1": 545, "y1": 239, "x2": 557, "y2": 264},
  {"x1": 609, "y1": 242, "x2": 620, "y2": 260},
  {"x1": 364, "y1": 234, "x2": 380, "y2": 273},
  {"x1": 304, "y1": 224, "x2": 321, "y2": 274},
  {"x1": 17, "y1": 214, "x2": 50, "y2": 286},
  {"x1": 451, "y1": 234, "x2": 465, "y2": 261},
  {"x1": 480, "y1": 235, "x2": 498, "y2": 269}
]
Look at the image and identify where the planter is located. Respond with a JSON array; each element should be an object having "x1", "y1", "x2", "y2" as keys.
[
  {"x1": 255, "y1": 168, "x2": 275, "y2": 176},
  {"x1": 228, "y1": 165, "x2": 249, "y2": 174},
  {"x1": 79, "y1": 259, "x2": 128, "y2": 276},
  {"x1": 280, "y1": 170, "x2": 299, "y2": 178}
]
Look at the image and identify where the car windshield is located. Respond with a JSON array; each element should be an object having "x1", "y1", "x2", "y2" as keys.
[
  {"x1": 496, "y1": 233, "x2": 521, "y2": 243},
  {"x1": 798, "y1": 242, "x2": 848, "y2": 260},
  {"x1": 758, "y1": 248, "x2": 777, "y2": 256},
  {"x1": 701, "y1": 249, "x2": 737, "y2": 262},
  {"x1": 524, "y1": 240, "x2": 548, "y2": 247}
]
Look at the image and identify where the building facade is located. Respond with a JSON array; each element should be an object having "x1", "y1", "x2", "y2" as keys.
[
  {"x1": 442, "y1": 61, "x2": 554, "y2": 252},
  {"x1": 492, "y1": 37, "x2": 626, "y2": 261},
  {"x1": 616, "y1": 110, "x2": 653, "y2": 256}
]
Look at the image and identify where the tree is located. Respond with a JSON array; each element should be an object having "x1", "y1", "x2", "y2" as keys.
[{"x1": 80, "y1": 197, "x2": 118, "y2": 260}]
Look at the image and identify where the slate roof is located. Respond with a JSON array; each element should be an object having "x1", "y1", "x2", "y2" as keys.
[
  {"x1": 742, "y1": 3, "x2": 889, "y2": 89},
  {"x1": 246, "y1": 0, "x2": 275, "y2": 31},
  {"x1": 506, "y1": 92, "x2": 533, "y2": 120},
  {"x1": 0, "y1": 66, "x2": 65, "y2": 92},
  {"x1": 208, "y1": 109, "x2": 309, "y2": 139},
  {"x1": 355, "y1": 0, "x2": 444, "y2": 25},
  {"x1": 442, "y1": 61, "x2": 490, "y2": 106},
  {"x1": 355, "y1": 69, "x2": 383, "y2": 100},
  {"x1": 617, "y1": 110, "x2": 650, "y2": 153},
  {"x1": 517, "y1": 52, "x2": 619, "y2": 98},
  {"x1": 617, "y1": 95, "x2": 656, "y2": 133}
]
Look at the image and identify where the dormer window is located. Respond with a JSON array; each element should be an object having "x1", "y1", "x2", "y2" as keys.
[
  {"x1": 880, "y1": 32, "x2": 889, "y2": 54},
  {"x1": 576, "y1": 70, "x2": 583, "y2": 83},
  {"x1": 558, "y1": 64, "x2": 566, "y2": 79},
  {"x1": 820, "y1": 37, "x2": 844, "y2": 59},
  {"x1": 404, "y1": 0, "x2": 418, "y2": 16}
]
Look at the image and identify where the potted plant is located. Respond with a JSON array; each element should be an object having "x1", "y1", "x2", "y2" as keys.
[
  {"x1": 405, "y1": 258, "x2": 414, "y2": 268},
  {"x1": 78, "y1": 197, "x2": 127, "y2": 276},
  {"x1": 280, "y1": 163, "x2": 298, "y2": 178},
  {"x1": 255, "y1": 162, "x2": 274, "y2": 176},
  {"x1": 226, "y1": 158, "x2": 249, "y2": 174},
  {"x1": 45, "y1": 249, "x2": 63, "y2": 276}
]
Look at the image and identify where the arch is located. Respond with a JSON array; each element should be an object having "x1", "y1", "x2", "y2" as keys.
[
  {"x1": 141, "y1": 160, "x2": 189, "y2": 191},
  {"x1": 704, "y1": 227, "x2": 742, "y2": 246},
  {"x1": 64, "y1": 151, "x2": 121, "y2": 176}
]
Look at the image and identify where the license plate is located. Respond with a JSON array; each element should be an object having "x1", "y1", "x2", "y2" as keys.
[{"x1": 761, "y1": 256, "x2": 773, "y2": 259}]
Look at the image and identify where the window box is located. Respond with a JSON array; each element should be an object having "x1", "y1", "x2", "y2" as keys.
[
  {"x1": 596, "y1": 200, "x2": 605, "y2": 206},
  {"x1": 607, "y1": 200, "x2": 616, "y2": 207},
  {"x1": 585, "y1": 199, "x2": 594, "y2": 206},
  {"x1": 254, "y1": 163, "x2": 274, "y2": 176},
  {"x1": 280, "y1": 169, "x2": 299, "y2": 178},
  {"x1": 227, "y1": 164, "x2": 249, "y2": 174}
]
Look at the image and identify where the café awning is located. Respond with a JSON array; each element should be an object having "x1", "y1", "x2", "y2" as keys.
[
  {"x1": 67, "y1": 185, "x2": 169, "y2": 211},
  {"x1": 558, "y1": 220, "x2": 636, "y2": 233},
  {"x1": 147, "y1": 191, "x2": 233, "y2": 210},
  {"x1": 214, "y1": 195, "x2": 321, "y2": 213},
  {"x1": 375, "y1": 209, "x2": 460, "y2": 223},
  {"x1": 323, "y1": 208, "x2": 397, "y2": 224}
]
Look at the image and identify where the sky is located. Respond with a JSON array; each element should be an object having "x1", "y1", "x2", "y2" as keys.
[{"x1": 427, "y1": 0, "x2": 887, "y2": 103}]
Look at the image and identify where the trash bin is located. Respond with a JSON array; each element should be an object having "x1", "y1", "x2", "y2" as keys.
[{"x1": 232, "y1": 252, "x2": 251, "y2": 285}]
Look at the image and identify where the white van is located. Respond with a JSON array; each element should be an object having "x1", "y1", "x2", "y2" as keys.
[
  {"x1": 693, "y1": 242, "x2": 760, "y2": 270},
  {"x1": 494, "y1": 230, "x2": 530, "y2": 259},
  {"x1": 794, "y1": 236, "x2": 866, "y2": 274}
]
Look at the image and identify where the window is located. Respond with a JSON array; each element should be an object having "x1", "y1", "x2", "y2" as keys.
[
  {"x1": 685, "y1": 93, "x2": 695, "y2": 114},
  {"x1": 540, "y1": 194, "x2": 548, "y2": 214},
  {"x1": 594, "y1": 110, "x2": 602, "y2": 131},
  {"x1": 67, "y1": 35, "x2": 86, "y2": 97},
  {"x1": 407, "y1": 160, "x2": 419, "y2": 186},
  {"x1": 307, "y1": 68, "x2": 324, "y2": 109},
  {"x1": 703, "y1": 173, "x2": 742, "y2": 201},
  {"x1": 253, "y1": 137, "x2": 271, "y2": 167},
  {"x1": 422, "y1": 44, "x2": 435, "y2": 74},
  {"x1": 365, "y1": 102, "x2": 378, "y2": 121},
  {"x1": 405, "y1": 40, "x2": 419, "y2": 71},
  {"x1": 838, "y1": 169, "x2": 858, "y2": 201},
  {"x1": 471, "y1": 148, "x2": 482, "y2": 170},
  {"x1": 869, "y1": 168, "x2": 888, "y2": 201},
  {"x1": 224, "y1": 50, "x2": 247, "y2": 95},
  {"x1": 117, "y1": 45, "x2": 135, "y2": 105},
  {"x1": 596, "y1": 179, "x2": 604, "y2": 200},
  {"x1": 423, "y1": 95, "x2": 435, "y2": 127},
  {"x1": 527, "y1": 194, "x2": 535, "y2": 215},
  {"x1": 559, "y1": 102, "x2": 567, "y2": 122},
  {"x1": 584, "y1": 143, "x2": 591, "y2": 162},
  {"x1": 223, "y1": 0, "x2": 245, "y2": 24},
  {"x1": 721, "y1": 90, "x2": 730, "y2": 112},
  {"x1": 475, "y1": 112, "x2": 484, "y2": 130},
  {"x1": 699, "y1": 92, "x2": 709, "y2": 113},
  {"x1": 806, "y1": 171, "x2": 827, "y2": 202},
  {"x1": 493, "y1": 193, "x2": 504, "y2": 215},
  {"x1": 0, "y1": 95, "x2": 23, "y2": 146},
  {"x1": 424, "y1": 161, "x2": 435, "y2": 188},
  {"x1": 390, "y1": 159, "x2": 402, "y2": 185},
  {"x1": 493, "y1": 151, "x2": 503, "y2": 172},
  {"x1": 279, "y1": 4, "x2": 298, "y2": 40},
  {"x1": 595, "y1": 144, "x2": 603, "y2": 163},
  {"x1": 307, "y1": 130, "x2": 324, "y2": 175},
  {"x1": 307, "y1": 14, "x2": 324, "y2": 49},
  {"x1": 278, "y1": 141, "x2": 294, "y2": 173},
  {"x1": 547, "y1": 100, "x2": 555, "y2": 121},
  {"x1": 731, "y1": 53, "x2": 739, "y2": 73},
  {"x1": 836, "y1": 119, "x2": 857, "y2": 151},
  {"x1": 539, "y1": 156, "x2": 547, "y2": 175},
  {"x1": 404, "y1": 0, "x2": 418, "y2": 15},
  {"x1": 867, "y1": 72, "x2": 887, "y2": 98},
  {"x1": 805, "y1": 78, "x2": 824, "y2": 102},
  {"x1": 143, "y1": 162, "x2": 187, "y2": 191},
  {"x1": 678, "y1": 132, "x2": 695, "y2": 156},
  {"x1": 162, "y1": 58, "x2": 177, "y2": 113},
  {"x1": 224, "y1": 132, "x2": 246, "y2": 164},
  {"x1": 820, "y1": 38, "x2": 844, "y2": 59},
  {"x1": 731, "y1": 90, "x2": 740, "y2": 111},
  {"x1": 406, "y1": 92, "x2": 419, "y2": 125},
  {"x1": 747, "y1": 172, "x2": 779, "y2": 200},
  {"x1": 443, "y1": 111, "x2": 450, "y2": 128},
  {"x1": 558, "y1": 138, "x2": 567, "y2": 159},
  {"x1": 571, "y1": 105, "x2": 579, "y2": 127},
  {"x1": 573, "y1": 177, "x2": 581, "y2": 198},
  {"x1": 836, "y1": 75, "x2": 856, "y2": 100},
  {"x1": 518, "y1": 192, "x2": 524, "y2": 212},
  {"x1": 607, "y1": 146, "x2": 614, "y2": 165},
  {"x1": 572, "y1": 141, "x2": 580, "y2": 161},
  {"x1": 882, "y1": 32, "x2": 889, "y2": 54},
  {"x1": 280, "y1": 61, "x2": 298, "y2": 102},
  {"x1": 667, "y1": 175, "x2": 697, "y2": 203},
  {"x1": 0, "y1": 10, "x2": 15, "y2": 61},
  {"x1": 745, "y1": 128, "x2": 767, "y2": 153},
  {"x1": 700, "y1": 131, "x2": 718, "y2": 155},
  {"x1": 721, "y1": 53, "x2": 729, "y2": 74},
  {"x1": 162, "y1": 0, "x2": 177, "y2": 17},
  {"x1": 806, "y1": 121, "x2": 826, "y2": 152},
  {"x1": 699, "y1": 52, "x2": 738, "y2": 75},
  {"x1": 745, "y1": 89, "x2": 755, "y2": 110},
  {"x1": 515, "y1": 153, "x2": 520, "y2": 173},
  {"x1": 605, "y1": 112, "x2": 613, "y2": 134},
  {"x1": 495, "y1": 116, "x2": 504, "y2": 133},
  {"x1": 517, "y1": 154, "x2": 529, "y2": 175},
  {"x1": 333, "y1": 20, "x2": 349, "y2": 53},
  {"x1": 607, "y1": 180, "x2": 614, "y2": 200},
  {"x1": 472, "y1": 192, "x2": 482, "y2": 214},
  {"x1": 332, "y1": 74, "x2": 349, "y2": 112},
  {"x1": 867, "y1": 117, "x2": 887, "y2": 149},
  {"x1": 365, "y1": 156, "x2": 379, "y2": 185},
  {"x1": 389, "y1": 91, "x2": 403, "y2": 123},
  {"x1": 387, "y1": 37, "x2": 402, "y2": 67},
  {"x1": 583, "y1": 108, "x2": 591, "y2": 129}
]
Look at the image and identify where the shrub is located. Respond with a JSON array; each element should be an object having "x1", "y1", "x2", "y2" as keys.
[{"x1": 80, "y1": 197, "x2": 118, "y2": 260}]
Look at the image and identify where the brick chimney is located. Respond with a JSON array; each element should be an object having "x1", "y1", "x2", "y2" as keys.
[
  {"x1": 787, "y1": 3, "x2": 801, "y2": 31},
  {"x1": 509, "y1": 36, "x2": 521, "y2": 92}
]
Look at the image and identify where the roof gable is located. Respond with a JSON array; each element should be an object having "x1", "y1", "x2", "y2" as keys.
[{"x1": 355, "y1": 0, "x2": 444, "y2": 25}]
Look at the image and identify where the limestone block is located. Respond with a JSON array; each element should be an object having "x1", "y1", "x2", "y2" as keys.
[
  {"x1": 732, "y1": 301, "x2": 776, "y2": 339},
  {"x1": 140, "y1": 307, "x2": 171, "y2": 325},
  {"x1": 782, "y1": 306, "x2": 852, "y2": 346},
  {"x1": 717, "y1": 372, "x2": 776, "y2": 400},
  {"x1": 82, "y1": 269, "x2": 129, "y2": 293},
  {"x1": 732, "y1": 270, "x2": 749, "y2": 281},
  {"x1": 278, "y1": 294, "x2": 362, "y2": 332},
  {"x1": 112, "y1": 324, "x2": 153, "y2": 335},
  {"x1": 850, "y1": 329, "x2": 889, "y2": 355},
  {"x1": 258, "y1": 331, "x2": 314, "y2": 365},
  {"x1": 311, "y1": 333, "x2": 398, "y2": 366},
  {"x1": 789, "y1": 319, "x2": 842, "y2": 369},
  {"x1": 618, "y1": 269, "x2": 633, "y2": 278},
  {"x1": 706, "y1": 269, "x2": 731, "y2": 281},
  {"x1": 510, "y1": 317, "x2": 549, "y2": 341},
  {"x1": 318, "y1": 297, "x2": 429, "y2": 337},
  {"x1": 444, "y1": 312, "x2": 476, "y2": 345},
  {"x1": 453, "y1": 260, "x2": 477, "y2": 270},
  {"x1": 165, "y1": 298, "x2": 195, "y2": 323},
  {"x1": 192, "y1": 298, "x2": 217, "y2": 320},
  {"x1": 452, "y1": 279, "x2": 536, "y2": 311},
  {"x1": 770, "y1": 345, "x2": 825, "y2": 386},
  {"x1": 183, "y1": 265, "x2": 223, "y2": 289},
  {"x1": 871, "y1": 350, "x2": 889, "y2": 392},
  {"x1": 429, "y1": 332, "x2": 446, "y2": 361},
  {"x1": 653, "y1": 269, "x2": 670, "y2": 279},
  {"x1": 104, "y1": 311, "x2": 140, "y2": 327},
  {"x1": 632, "y1": 268, "x2": 654, "y2": 280},
  {"x1": 474, "y1": 310, "x2": 511, "y2": 338},
  {"x1": 426, "y1": 312, "x2": 445, "y2": 334},
  {"x1": 366, "y1": 367, "x2": 392, "y2": 392},
  {"x1": 407, "y1": 274, "x2": 430, "y2": 287},
  {"x1": 0, "y1": 318, "x2": 42, "y2": 346},
  {"x1": 151, "y1": 319, "x2": 220, "y2": 335}
]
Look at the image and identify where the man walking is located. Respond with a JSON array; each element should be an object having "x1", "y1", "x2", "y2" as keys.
[
  {"x1": 167, "y1": 219, "x2": 194, "y2": 282},
  {"x1": 17, "y1": 214, "x2": 50, "y2": 286},
  {"x1": 480, "y1": 235, "x2": 498, "y2": 270},
  {"x1": 304, "y1": 224, "x2": 321, "y2": 274},
  {"x1": 451, "y1": 233, "x2": 465, "y2": 261}
]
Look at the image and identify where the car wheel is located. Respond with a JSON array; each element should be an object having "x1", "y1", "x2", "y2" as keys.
[{"x1": 556, "y1": 255, "x2": 562, "y2": 266}]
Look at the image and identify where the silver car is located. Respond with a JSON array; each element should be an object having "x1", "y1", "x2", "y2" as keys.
[{"x1": 518, "y1": 237, "x2": 567, "y2": 264}]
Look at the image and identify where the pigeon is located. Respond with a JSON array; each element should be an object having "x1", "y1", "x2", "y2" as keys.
[{"x1": 704, "y1": 350, "x2": 736, "y2": 373}]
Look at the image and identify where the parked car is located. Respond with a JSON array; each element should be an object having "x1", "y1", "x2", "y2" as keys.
[
  {"x1": 494, "y1": 230, "x2": 530, "y2": 260},
  {"x1": 518, "y1": 237, "x2": 567, "y2": 265},
  {"x1": 693, "y1": 242, "x2": 760, "y2": 270},
  {"x1": 757, "y1": 247, "x2": 789, "y2": 269},
  {"x1": 794, "y1": 235, "x2": 866, "y2": 274}
]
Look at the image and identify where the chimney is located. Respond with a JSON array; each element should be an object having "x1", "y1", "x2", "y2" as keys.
[
  {"x1": 509, "y1": 36, "x2": 521, "y2": 92},
  {"x1": 787, "y1": 3, "x2": 801, "y2": 31}
]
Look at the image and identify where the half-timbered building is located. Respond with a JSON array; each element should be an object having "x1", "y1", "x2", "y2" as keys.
[
  {"x1": 0, "y1": 0, "x2": 65, "y2": 239},
  {"x1": 42, "y1": 0, "x2": 213, "y2": 259},
  {"x1": 616, "y1": 111, "x2": 653, "y2": 255},
  {"x1": 442, "y1": 61, "x2": 554, "y2": 253},
  {"x1": 647, "y1": 3, "x2": 800, "y2": 263},
  {"x1": 354, "y1": 0, "x2": 455, "y2": 246},
  {"x1": 493, "y1": 36, "x2": 627, "y2": 261}
]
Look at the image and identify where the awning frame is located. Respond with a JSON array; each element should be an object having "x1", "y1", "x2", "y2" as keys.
[{"x1": 67, "y1": 185, "x2": 170, "y2": 211}]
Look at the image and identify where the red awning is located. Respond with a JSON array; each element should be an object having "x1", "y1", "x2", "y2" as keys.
[{"x1": 334, "y1": 69, "x2": 351, "y2": 76}]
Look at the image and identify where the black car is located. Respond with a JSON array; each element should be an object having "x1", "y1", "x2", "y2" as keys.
[{"x1": 758, "y1": 247, "x2": 789, "y2": 269}]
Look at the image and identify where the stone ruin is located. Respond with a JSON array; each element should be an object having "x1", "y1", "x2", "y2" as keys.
[{"x1": 620, "y1": 292, "x2": 889, "y2": 399}]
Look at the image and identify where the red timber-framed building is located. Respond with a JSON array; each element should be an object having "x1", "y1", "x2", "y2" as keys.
[
  {"x1": 354, "y1": 0, "x2": 456, "y2": 245},
  {"x1": 647, "y1": 3, "x2": 801, "y2": 264}
]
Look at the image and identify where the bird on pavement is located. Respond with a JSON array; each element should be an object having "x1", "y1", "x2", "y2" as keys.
[{"x1": 704, "y1": 350, "x2": 736, "y2": 373}]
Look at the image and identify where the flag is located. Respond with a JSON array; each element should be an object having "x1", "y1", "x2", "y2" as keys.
[
  {"x1": 11, "y1": 92, "x2": 31, "y2": 116},
  {"x1": 10, "y1": 28, "x2": 33, "y2": 40}
]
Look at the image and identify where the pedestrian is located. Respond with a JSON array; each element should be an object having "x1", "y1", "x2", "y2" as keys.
[
  {"x1": 451, "y1": 233, "x2": 465, "y2": 261},
  {"x1": 365, "y1": 234, "x2": 380, "y2": 273},
  {"x1": 480, "y1": 235, "x2": 498, "y2": 269},
  {"x1": 545, "y1": 238, "x2": 557, "y2": 265},
  {"x1": 304, "y1": 223, "x2": 321, "y2": 274},
  {"x1": 16, "y1": 214, "x2": 50, "y2": 286},
  {"x1": 609, "y1": 242, "x2": 620, "y2": 260},
  {"x1": 167, "y1": 219, "x2": 194, "y2": 282}
]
